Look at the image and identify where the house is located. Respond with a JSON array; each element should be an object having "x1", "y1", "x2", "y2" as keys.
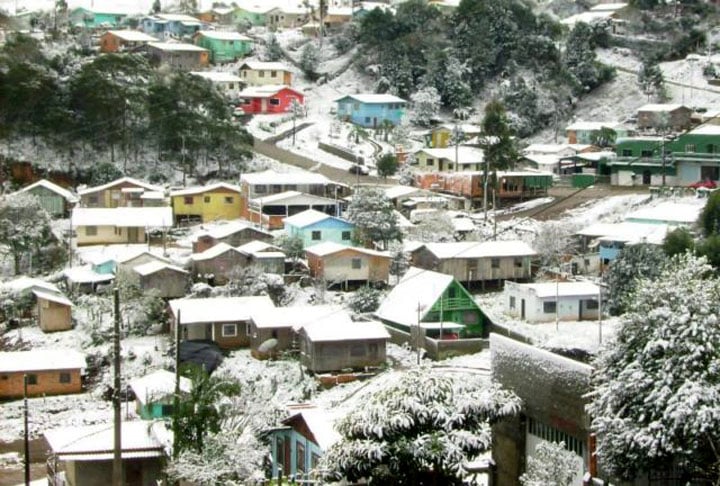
[
  {"x1": 248, "y1": 304, "x2": 341, "y2": 358},
  {"x1": 45, "y1": 421, "x2": 166, "y2": 486},
  {"x1": 576, "y1": 221, "x2": 668, "y2": 267},
  {"x1": 236, "y1": 85, "x2": 304, "y2": 115},
  {"x1": 232, "y1": 1, "x2": 274, "y2": 26},
  {"x1": 624, "y1": 201, "x2": 703, "y2": 226},
  {"x1": 192, "y1": 220, "x2": 272, "y2": 253},
  {"x1": 194, "y1": 31, "x2": 253, "y2": 63},
  {"x1": 77, "y1": 177, "x2": 164, "y2": 208},
  {"x1": 414, "y1": 171, "x2": 553, "y2": 204},
  {"x1": 239, "y1": 61, "x2": 293, "y2": 87},
  {"x1": 269, "y1": 405, "x2": 340, "y2": 482},
  {"x1": 414, "y1": 147, "x2": 485, "y2": 172},
  {"x1": 236, "y1": 240, "x2": 285, "y2": 274},
  {"x1": 305, "y1": 242, "x2": 391, "y2": 287},
  {"x1": 240, "y1": 170, "x2": 339, "y2": 205},
  {"x1": 69, "y1": 7, "x2": 129, "y2": 28},
  {"x1": 411, "y1": 240, "x2": 537, "y2": 286},
  {"x1": 636, "y1": 103, "x2": 692, "y2": 132},
  {"x1": 99, "y1": 30, "x2": 157, "y2": 53},
  {"x1": 129, "y1": 369, "x2": 191, "y2": 419},
  {"x1": 15, "y1": 179, "x2": 78, "y2": 217},
  {"x1": 146, "y1": 42, "x2": 209, "y2": 70},
  {"x1": 170, "y1": 182, "x2": 243, "y2": 224},
  {"x1": 190, "y1": 71, "x2": 244, "y2": 98},
  {"x1": 323, "y1": 7, "x2": 354, "y2": 29},
  {"x1": 283, "y1": 209, "x2": 356, "y2": 247},
  {"x1": 0, "y1": 350, "x2": 85, "y2": 398},
  {"x1": 503, "y1": 281, "x2": 601, "y2": 323},
  {"x1": 197, "y1": 6, "x2": 235, "y2": 24},
  {"x1": 63, "y1": 266, "x2": 115, "y2": 294},
  {"x1": 521, "y1": 143, "x2": 598, "y2": 175},
  {"x1": 141, "y1": 13, "x2": 203, "y2": 38},
  {"x1": 133, "y1": 262, "x2": 189, "y2": 299},
  {"x1": 72, "y1": 207, "x2": 173, "y2": 246},
  {"x1": 565, "y1": 121, "x2": 628, "y2": 144},
  {"x1": 376, "y1": 266, "x2": 486, "y2": 338},
  {"x1": 334, "y1": 94, "x2": 407, "y2": 128},
  {"x1": 115, "y1": 250, "x2": 172, "y2": 275},
  {"x1": 191, "y1": 243, "x2": 248, "y2": 284},
  {"x1": 426, "y1": 123, "x2": 483, "y2": 148},
  {"x1": 32, "y1": 289, "x2": 73, "y2": 332},
  {"x1": 169, "y1": 296, "x2": 275, "y2": 349},
  {"x1": 247, "y1": 191, "x2": 342, "y2": 230},
  {"x1": 299, "y1": 316, "x2": 390, "y2": 373},
  {"x1": 266, "y1": 5, "x2": 309, "y2": 29}
]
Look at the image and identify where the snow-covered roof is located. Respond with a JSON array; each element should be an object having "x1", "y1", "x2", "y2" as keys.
[
  {"x1": 253, "y1": 191, "x2": 337, "y2": 206},
  {"x1": 383, "y1": 185, "x2": 422, "y2": 199},
  {"x1": 72, "y1": 207, "x2": 173, "y2": 228},
  {"x1": 239, "y1": 61, "x2": 291, "y2": 71},
  {"x1": 129, "y1": 369, "x2": 191, "y2": 404},
  {"x1": 241, "y1": 170, "x2": 330, "y2": 185},
  {"x1": 637, "y1": 103, "x2": 687, "y2": 112},
  {"x1": 238, "y1": 85, "x2": 301, "y2": 98},
  {"x1": 522, "y1": 143, "x2": 571, "y2": 155},
  {"x1": 106, "y1": 30, "x2": 157, "y2": 42},
  {"x1": 32, "y1": 289, "x2": 73, "y2": 307},
  {"x1": 18, "y1": 179, "x2": 78, "y2": 202},
  {"x1": 376, "y1": 267, "x2": 454, "y2": 327},
  {"x1": 302, "y1": 315, "x2": 390, "y2": 342},
  {"x1": 170, "y1": 182, "x2": 242, "y2": 197},
  {"x1": 190, "y1": 71, "x2": 243, "y2": 83},
  {"x1": 236, "y1": 240, "x2": 281, "y2": 254},
  {"x1": 305, "y1": 242, "x2": 389, "y2": 258},
  {"x1": 517, "y1": 281, "x2": 600, "y2": 299},
  {"x1": 45, "y1": 421, "x2": 164, "y2": 461},
  {"x1": 251, "y1": 304, "x2": 341, "y2": 329},
  {"x1": 63, "y1": 265, "x2": 115, "y2": 284},
  {"x1": 625, "y1": 202, "x2": 703, "y2": 225},
  {"x1": 116, "y1": 250, "x2": 169, "y2": 265},
  {"x1": 77, "y1": 177, "x2": 162, "y2": 196},
  {"x1": 0, "y1": 350, "x2": 85, "y2": 373},
  {"x1": 394, "y1": 210, "x2": 414, "y2": 228},
  {"x1": 334, "y1": 93, "x2": 407, "y2": 104},
  {"x1": 169, "y1": 296, "x2": 274, "y2": 324},
  {"x1": 283, "y1": 209, "x2": 341, "y2": 228},
  {"x1": 283, "y1": 407, "x2": 341, "y2": 450},
  {"x1": 451, "y1": 217, "x2": 475, "y2": 233},
  {"x1": 148, "y1": 42, "x2": 208, "y2": 52},
  {"x1": 154, "y1": 13, "x2": 202, "y2": 23},
  {"x1": 236, "y1": 0, "x2": 280, "y2": 14},
  {"x1": 573, "y1": 151, "x2": 616, "y2": 162},
  {"x1": 561, "y1": 11, "x2": 613, "y2": 26},
  {"x1": 589, "y1": 2, "x2": 628, "y2": 12},
  {"x1": 688, "y1": 124, "x2": 720, "y2": 136},
  {"x1": 193, "y1": 220, "x2": 267, "y2": 241},
  {"x1": 133, "y1": 261, "x2": 188, "y2": 276},
  {"x1": 416, "y1": 147, "x2": 485, "y2": 165},
  {"x1": 578, "y1": 221, "x2": 669, "y2": 245},
  {"x1": 197, "y1": 31, "x2": 251, "y2": 41},
  {"x1": 141, "y1": 191, "x2": 165, "y2": 200},
  {"x1": 418, "y1": 240, "x2": 537, "y2": 259},
  {"x1": 190, "y1": 242, "x2": 243, "y2": 261},
  {"x1": 0, "y1": 276, "x2": 59, "y2": 294},
  {"x1": 566, "y1": 121, "x2": 621, "y2": 131},
  {"x1": 436, "y1": 123, "x2": 482, "y2": 134}
]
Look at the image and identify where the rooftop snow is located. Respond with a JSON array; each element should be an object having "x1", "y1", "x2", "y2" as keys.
[
  {"x1": 253, "y1": 190, "x2": 337, "y2": 206},
  {"x1": 63, "y1": 265, "x2": 115, "y2": 284},
  {"x1": 515, "y1": 281, "x2": 601, "y2": 298},
  {"x1": 193, "y1": 220, "x2": 267, "y2": 240},
  {"x1": 565, "y1": 121, "x2": 621, "y2": 131},
  {"x1": 190, "y1": 242, "x2": 243, "y2": 261},
  {"x1": 236, "y1": 240, "x2": 281, "y2": 254},
  {"x1": 419, "y1": 240, "x2": 537, "y2": 259},
  {"x1": 305, "y1": 241, "x2": 389, "y2": 258},
  {"x1": 129, "y1": 369, "x2": 191, "y2": 404},
  {"x1": 197, "y1": 31, "x2": 251, "y2": 41},
  {"x1": 523, "y1": 143, "x2": 572, "y2": 154},
  {"x1": 0, "y1": 350, "x2": 85, "y2": 373},
  {"x1": 17, "y1": 179, "x2": 78, "y2": 202},
  {"x1": 688, "y1": 124, "x2": 720, "y2": 136},
  {"x1": 283, "y1": 407, "x2": 341, "y2": 449},
  {"x1": 238, "y1": 85, "x2": 300, "y2": 98},
  {"x1": 107, "y1": 30, "x2": 157, "y2": 42},
  {"x1": 251, "y1": 304, "x2": 343, "y2": 329},
  {"x1": 625, "y1": 201, "x2": 703, "y2": 224},
  {"x1": 376, "y1": 267, "x2": 453, "y2": 327},
  {"x1": 334, "y1": 93, "x2": 407, "y2": 104},
  {"x1": 283, "y1": 209, "x2": 340, "y2": 228},
  {"x1": 169, "y1": 296, "x2": 274, "y2": 324},
  {"x1": 241, "y1": 170, "x2": 330, "y2": 185},
  {"x1": 302, "y1": 316, "x2": 390, "y2": 342},
  {"x1": 77, "y1": 177, "x2": 162, "y2": 196},
  {"x1": 170, "y1": 182, "x2": 242, "y2": 197},
  {"x1": 133, "y1": 261, "x2": 188, "y2": 276},
  {"x1": 0, "y1": 276, "x2": 59, "y2": 294},
  {"x1": 45, "y1": 421, "x2": 164, "y2": 460},
  {"x1": 154, "y1": 13, "x2": 202, "y2": 22},
  {"x1": 148, "y1": 42, "x2": 208, "y2": 52},
  {"x1": 239, "y1": 61, "x2": 291, "y2": 71},
  {"x1": 383, "y1": 185, "x2": 423, "y2": 199},
  {"x1": 72, "y1": 207, "x2": 173, "y2": 228},
  {"x1": 637, "y1": 103, "x2": 687, "y2": 112},
  {"x1": 32, "y1": 289, "x2": 73, "y2": 307},
  {"x1": 415, "y1": 147, "x2": 485, "y2": 164},
  {"x1": 190, "y1": 71, "x2": 243, "y2": 83}
]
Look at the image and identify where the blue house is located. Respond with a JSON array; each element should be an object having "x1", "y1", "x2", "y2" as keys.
[
  {"x1": 270, "y1": 406, "x2": 340, "y2": 481},
  {"x1": 283, "y1": 209, "x2": 355, "y2": 248},
  {"x1": 129, "y1": 369, "x2": 191, "y2": 420},
  {"x1": 334, "y1": 93, "x2": 407, "y2": 128},
  {"x1": 141, "y1": 13, "x2": 203, "y2": 38}
]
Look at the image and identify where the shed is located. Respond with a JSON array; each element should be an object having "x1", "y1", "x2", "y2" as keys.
[
  {"x1": 504, "y1": 281, "x2": 601, "y2": 323},
  {"x1": 16, "y1": 179, "x2": 78, "y2": 217},
  {"x1": 129, "y1": 369, "x2": 192, "y2": 419},
  {"x1": 133, "y1": 261, "x2": 189, "y2": 299},
  {"x1": 0, "y1": 350, "x2": 85, "y2": 398},
  {"x1": 32, "y1": 289, "x2": 73, "y2": 332}
]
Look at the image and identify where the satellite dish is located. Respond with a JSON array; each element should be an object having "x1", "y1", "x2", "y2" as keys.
[{"x1": 258, "y1": 338, "x2": 279, "y2": 353}]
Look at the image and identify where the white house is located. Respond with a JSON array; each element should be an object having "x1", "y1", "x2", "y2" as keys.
[{"x1": 504, "y1": 281, "x2": 601, "y2": 323}]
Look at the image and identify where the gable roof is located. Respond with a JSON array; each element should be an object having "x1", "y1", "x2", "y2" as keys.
[
  {"x1": 637, "y1": 103, "x2": 688, "y2": 112},
  {"x1": 32, "y1": 289, "x2": 73, "y2": 307},
  {"x1": 625, "y1": 202, "x2": 703, "y2": 225},
  {"x1": 282, "y1": 407, "x2": 341, "y2": 450},
  {"x1": 169, "y1": 296, "x2": 275, "y2": 324},
  {"x1": 236, "y1": 240, "x2": 281, "y2": 255},
  {"x1": 514, "y1": 281, "x2": 601, "y2": 298},
  {"x1": 239, "y1": 61, "x2": 291, "y2": 71},
  {"x1": 283, "y1": 209, "x2": 350, "y2": 228},
  {"x1": 305, "y1": 241, "x2": 389, "y2": 258},
  {"x1": 71, "y1": 207, "x2": 173, "y2": 228},
  {"x1": 238, "y1": 85, "x2": 302, "y2": 99},
  {"x1": 148, "y1": 42, "x2": 208, "y2": 52},
  {"x1": 0, "y1": 276, "x2": 60, "y2": 294},
  {"x1": 45, "y1": 421, "x2": 164, "y2": 460},
  {"x1": 194, "y1": 220, "x2": 268, "y2": 241},
  {"x1": 106, "y1": 30, "x2": 158, "y2": 42},
  {"x1": 418, "y1": 240, "x2": 537, "y2": 259},
  {"x1": 133, "y1": 261, "x2": 189, "y2": 276},
  {"x1": 415, "y1": 147, "x2": 485, "y2": 165},
  {"x1": 251, "y1": 304, "x2": 341, "y2": 329},
  {"x1": 190, "y1": 71, "x2": 243, "y2": 83},
  {"x1": 252, "y1": 190, "x2": 337, "y2": 206},
  {"x1": 241, "y1": 170, "x2": 330, "y2": 185},
  {"x1": 78, "y1": 177, "x2": 162, "y2": 196},
  {"x1": 18, "y1": 179, "x2": 78, "y2": 202},
  {"x1": 334, "y1": 94, "x2": 406, "y2": 104},
  {"x1": 0, "y1": 350, "x2": 85, "y2": 373},
  {"x1": 376, "y1": 267, "x2": 454, "y2": 327},
  {"x1": 170, "y1": 182, "x2": 242, "y2": 197},
  {"x1": 190, "y1": 242, "x2": 244, "y2": 261},
  {"x1": 197, "y1": 31, "x2": 252, "y2": 41},
  {"x1": 302, "y1": 316, "x2": 390, "y2": 342},
  {"x1": 129, "y1": 369, "x2": 191, "y2": 404}
]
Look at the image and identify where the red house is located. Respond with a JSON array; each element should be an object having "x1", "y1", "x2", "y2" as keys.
[{"x1": 236, "y1": 85, "x2": 304, "y2": 115}]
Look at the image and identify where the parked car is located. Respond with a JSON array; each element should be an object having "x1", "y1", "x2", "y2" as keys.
[
  {"x1": 689, "y1": 179, "x2": 717, "y2": 189},
  {"x1": 349, "y1": 164, "x2": 370, "y2": 175}
]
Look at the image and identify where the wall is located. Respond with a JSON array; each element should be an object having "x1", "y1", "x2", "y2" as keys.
[
  {"x1": 303, "y1": 338, "x2": 386, "y2": 373},
  {"x1": 0, "y1": 369, "x2": 81, "y2": 398},
  {"x1": 241, "y1": 68, "x2": 291, "y2": 86},
  {"x1": 312, "y1": 251, "x2": 389, "y2": 283},
  {"x1": 28, "y1": 187, "x2": 65, "y2": 217},
  {"x1": 250, "y1": 325, "x2": 295, "y2": 358},
  {"x1": 37, "y1": 299, "x2": 72, "y2": 332},
  {"x1": 212, "y1": 321, "x2": 251, "y2": 348},
  {"x1": 504, "y1": 284, "x2": 600, "y2": 323},
  {"x1": 290, "y1": 218, "x2": 354, "y2": 247},
  {"x1": 140, "y1": 269, "x2": 188, "y2": 299},
  {"x1": 172, "y1": 188, "x2": 242, "y2": 223},
  {"x1": 76, "y1": 225, "x2": 146, "y2": 246},
  {"x1": 69, "y1": 457, "x2": 164, "y2": 486},
  {"x1": 192, "y1": 251, "x2": 248, "y2": 284},
  {"x1": 412, "y1": 250, "x2": 533, "y2": 283}
]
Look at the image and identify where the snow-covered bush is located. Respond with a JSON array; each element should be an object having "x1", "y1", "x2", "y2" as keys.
[
  {"x1": 520, "y1": 441, "x2": 579, "y2": 486},
  {"x1": 346, "y1": 187, "x2": 402, "y2": 248},
  {"x1": 348, "y1": 286, "x2": 384, "y2": 315},
  {"x1": 605, "y1": 243, "x2": 665, "y2": 316},
  {"x1": 409, "y1": 86, "x2": 441, "y2": 127}
]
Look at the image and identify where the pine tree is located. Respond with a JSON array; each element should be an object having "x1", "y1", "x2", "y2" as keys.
[
  {"x1": 409, "y1": 86, "x2": 441, "y2": 127},
  {"x1": 299, "y1": 42, "x2": 320, "y2": 81},
  {"x1": 605, "y1": 243, "x2": 666, "y2": 316},
  {"x1": 638, "y1": 60, "x2": 666, "y2": 102},
  {"x1": 346, "y1": 187, "x2": 402, "y2": 248},
  {"x1": 264, "y1": 34, "x2": 283, "y2": 62}
]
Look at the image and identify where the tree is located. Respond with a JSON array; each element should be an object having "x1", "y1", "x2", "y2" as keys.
[
  {"x1": 264, "y1": 34, "x2": 283, "y2": 62},
  {"x1": 638, "y1": 60, "x2": 667, "y2": 102},
  {"x1": 299, "y1": 42, "x2": 320, "y2": 81},
  {"x1": 409, "y1": 86, "x2": 441, "y2": 127},
  {"x1": 696, "y1": 235, "x2": 720, "y2": 270},
  {"x1": 397, "y1": 158, "x2": 416, "y2": 186},
  {"x1": 376, "y1": 152, "x2": 399, "y2": 178},
  {"x1": 520, "y1": 441, "x2": 580, "y2": 486},
  {"x1": 700, "y1": 189, "x2": 720, "y2": 236},
  {"x1": 589, "y1": 254, "x2": 720, "y2": 481},
  {"x1": 532, "y1": 222, "x2": 578, "y2": 271},
  {"x1": 605, "y1": 243, "x2": 666, "y2": 316},
  {"x1": 151, "y1": 0, "x2": 161, "y2": 13},
  {"x1": 275, "y1": 233, "x2": 304, "y2": 264},
  {"x1": 0, "y1": 193, "x2": 55, "y2": 275},
  {"x1": 563, "y1": 22, "x2": 614, "y2": 94},
  {"x1": 590, "y1": 126, "x2": 617, "y2": 149},
  {"x1": 347, "y1": 286, "x2": 384, "y2": 314},
  {"x1": 346, "y1": 187, "x2": 402, "y2": 248},
  {"x1": 662, "y1": 227, "x2": 695, "y2": 257},
  {"x1": 480, "y1": 100, "x2": 517, "y2": 217},
  {"x1": 322, "y1": 367, "x2": 521, "y2": 485}
]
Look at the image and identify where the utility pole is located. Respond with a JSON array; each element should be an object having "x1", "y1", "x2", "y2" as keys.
[
  {"x1": 173, "y1": 309, "x2": 182, "y2": 459},
  {"x1": 113, "y1": 288, "x2": 122, "y2": 486},
  {"x1": 23, "y1": 374, "x2": 29, "y2": 486}
]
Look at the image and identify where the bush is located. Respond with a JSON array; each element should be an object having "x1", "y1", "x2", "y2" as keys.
[{"x1": 348, "y1": 286, "x2": 384, "y2": 314}]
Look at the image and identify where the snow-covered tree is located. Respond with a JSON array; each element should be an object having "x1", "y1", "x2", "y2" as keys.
[
  {"x1": 520, "y1": 441, "x2": 579, "y2": 486},
  {"x1": 589, "y1": 254, "x2": 720, "y2": 481},
  {"x1": 409, "y1": 210, "x2": 457, "y2": 242},
  {"x1": 563, "y1": 22, "x2": 614, "y2": 94},
  {"x1": 0, "y1": 193, "x2": 56, "y2": 275},
  {"x1": 397, "y1": 159, "x2": 416, "y2": 186},
  {"x1": 299, "y1": 43, "x2": 320, "y2": 81},
  {"x1": 322, "y1": 367, "x2": 521, "y2": 485},
  {"x1": 346, "y1": 187, "x2": 402, "y2": 248},
  {"x1": 605, "y1": 243, "x2": 665, "y2": 316},
  {"x1": 377, "y1": 152, "x2": 399, "y2": 178},
  {"x1": 264, "y1": 34, "x2": 283, "y2": 62},
  {"x1": 410, "y1": 86, "x2": 441, "y2": 127},
  {"x1": 348, "y1": 286, "x2": 384, "y2": 314},
  {"x1": 700, "y1": 189, "x2": 720, "y2": 236},
  {"x1": 532, "y1": 222, "x2": 578, "y2": 270},
  {"x1": 638, "y1": 60, "x2": 667, "y2": 102}
]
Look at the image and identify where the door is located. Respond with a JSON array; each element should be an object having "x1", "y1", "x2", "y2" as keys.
[
  {"x1": 578, "y1": 300, "x2": 582, "y2": 320},
  {"x1": 373, "y1": 117, "x2": 377, "y2": 128},
  {"x1": 521, "y1": 299, "x2": 525, "y2": 320},
  {"x1": 642, "y1": 170, "x2": 651, "y2": 185},
  {"x1": 127, "y1": 227, "x2": 139, "y2": 243}
]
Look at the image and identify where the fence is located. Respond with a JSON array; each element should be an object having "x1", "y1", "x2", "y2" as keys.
[{"x1": 385, "y1": 325, "x2": 489, "y2": 360}]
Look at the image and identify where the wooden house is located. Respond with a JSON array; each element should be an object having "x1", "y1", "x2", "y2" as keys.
[
  {"x1": 414, "y1": 147, "x2": 485, "y2": 172},
  {"x1": 334, "y1": 94, "x2": 407, "y2": 128},
  {"x1": 636, "y1": 103, "x2": 692, "y2": 132},
  {"x1": 197, "y1": 6, "x2": 234, "y2": 24},
  {"x1": 305, "y1": 242, "x2": 391, "y2": 287},
  {"x1": 410, "y1": 240, "x2": 537, "y2": 286},
  {"x1": 232, "y1": 1, "x2": 274, "y2": 26},
  {"x1": 170, "y1": 182, "x2": 243, "y2": 224},
  {"x1": 247, "y1": 191, "x2": 342, "y2": 230},
  {"x1": 32, "y1": 289, "x2": 73, "y2": 332},
  {"x1": 299, "y1": 316, "x2": 390, "y2": 373},
  {"x1": 240, "y1": 170, "x2": 338, "y2": 209},
  {"x1": 115, "y1": 250, "x2": 172, "y2": 274},
  {"x1": 266, "y1": 5, "x2": 309, "y2": 29},
  {"x1": 194, "y1": 31, "x2": 253, "y2": 63},
  {"x1": 323, "y1": 7, "x2": 354, "y2": 29},
  {"x1": 504, "y1": 281, "x2": 601, "y2": 323},
  {"x1": 132, "y1": 261, "x2": 189, "y2": 299},
  {"x1": 141, "y1": 13, "x2": 203, "y2": 38},
  {"x1": 129, "y1": 369, "x2": 191, "y2": 419},
  {"x1": 16, "y1": 179, "x2": 78, "y2": 217},
  {"x1": 236, "y1": 85, "x2": 304, "y2": 115},
  {"x1": 190, "y1": 71, "x2": 244, "y2": 98},
  {"x1": 169, "y1": 296, "x2": 275, "y2": 349},
  {"x1": 414, "y1": 171, "x2": 553, "y2": 202},
  {"x1": 283, "y1": 209, "x2": 355, "y2": 248},
  {"x1": 77, "y1": 177, "x2": 163, "y2": 208},
  {"x1": 69, "y1": 7, "x2": 128, "y2": 28},
  {"x1": 376, "y1": 266, "x2": 486, "y2": 338},
  {"x1": 191, "y1": 243, "x2": 247, "y2": 284},
  {"x1": 239, "y1": 61, "x2": 293, "y2": 87},
  {"x1": 72, "y1": 207, "x2": 173, "y2": 246},
  {"x1": 192, "y1": 220, "x2": 272, "y2": 253},
  {"x1": 45, "y1": 421, "x2": 165, "y2": 486},
  {"x1": 426, "y1": 123, "x2": 482, "y2": 148},
  {"x1": 0, "y1": 350, "x2": 85, "y2": 399},
  {"x1": 146, "y1": 42, "x2": 209, "y2": 70},
  {"x1": 565, "y1": 121, "x2": 628, "y2": 145},
  {"x1": 100, "y1": 30, "x2": 158, "y2": 52},
  {"x1": 236, "y1": 240, "x2": 285, "y2": 274}
]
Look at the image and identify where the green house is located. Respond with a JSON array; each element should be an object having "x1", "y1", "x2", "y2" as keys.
[
  {"x1": 232, "y1": 4, "x2": 272, "y2": 26},
  {"x1": 194, "y1": 31, "x2": 253, "y2": 63},
  {"x1": 376, "y1": 266, "x2": 487, "y2": 339},
  {"x1": 129, "y1": 370, "x2": 191, "y2": 420},
  {"x1": 16, "y1": 179, "x2": 78, "y2": 218},
  {"x1": 69, "y1": 7, "x2": 128, "y2": 28}
]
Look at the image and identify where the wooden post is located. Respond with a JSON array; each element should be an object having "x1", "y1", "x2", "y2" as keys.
[
  {"x1": 23, "y1": 374, "x2": 30, "y2": 486},
  {"x1": 112, "y1": 288, "x2": 122, "y2": 486},
  {"x1": 173, "y1": 309, "x2": 181, "y2": 459}
]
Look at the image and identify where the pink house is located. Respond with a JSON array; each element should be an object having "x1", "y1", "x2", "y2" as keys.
[{"x1": 236, "y1": 85, "x2": 304, "y2": 115}]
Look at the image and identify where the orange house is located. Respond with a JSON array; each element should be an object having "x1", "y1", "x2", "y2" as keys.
[
  {"x1": 99, "y1": 30, "x2": 158, "y2": 53},
  {"x1": 305, "y1": 242, "x2": 391, "y2": 287},
  {"x1": 0, "y1": 350, "x2": 85, "y2": 399}
]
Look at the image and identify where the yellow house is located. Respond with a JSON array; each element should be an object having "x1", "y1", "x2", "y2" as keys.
[
  {"x1": 428, "y1": 123, "x2": 483, "y2": 148},
  {"x1": 171, "y1": 182, "x2": 243, "y2": 224},
  {"x1": 72, "y1": 207, "x2": 174, "y2": 246},
  {"x1": 239, "y1": 61, "x2": 293, "y2": 87}
]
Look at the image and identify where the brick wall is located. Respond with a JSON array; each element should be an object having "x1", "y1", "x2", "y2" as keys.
[{"x1": 0, "y1": 369, "x2": 82, "y2": 399}]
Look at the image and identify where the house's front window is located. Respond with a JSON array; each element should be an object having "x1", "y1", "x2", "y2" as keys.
[
  {"x1": 225, "y1": 196, "x2": 234, "y2": 204},
  {"x1": 184, "y1": 196, "x2": 194, "y2": 205},
  {"x1": 259, "y1": 70, "x2": 265, "y2": 78},
  {"x1": 686, "y1": 144, "x2": 696, "y2": 153},
  {"x1": 59, "y1": 372, "x2": 71, "y2": 383},
  {"x1": 509, "y1": 296, "x2": 516, "y2": 309},
  {"x1": 311, "y1": 231, "x2": 321, "y2": 240},
  {"x1": 426, "y1": 158, "x2": 435, "y2": 166},
  {"x1": 350, "y1": 344, "x2": 365, "y2": 357},
  {"x1": 543, "y1": 301, "x2": 557, "y2": 314},
  {"x1": 491, "y1": 258, "x2": 500, "y2": 269},
  {"x1": 296, "y1": 442, "x2": 305, "y2": 474},
  {"x1": 271, "y1": 70, "x2": 277, "y2": 77},
  {"x1": 622, "y1": 149, "x2": 632, "y2": 157},
  {"x1": 86, "y1": 226, "x2": 98, "y2": 236},
  {"x1": 255, "y1": 184, "x2": 267, "y2": 194},
  {"x1": 204, "y1": 196, "x2": 211, "y2": 203},
  {"x1": 641, "y1": 150, "x2": 653, "y2": 158},
  {"x1": 514, "y1": 257, "x2": 523, "y2": 268},
  {"x1": 585, "y1": 299, "x2": 599, "y2": 310},
  {"x1": 269, "y1": 98, "x2": 280, "y2": 106},
  {"x1": 26, "y1": 374, "x2": 38, "y2": 385},
  {"x1": 351, "y1": 258, "x2": 362, "y2": 269},
  {"x1": 222, "y1": 324, "x2": 237, "y2": 337},
  {"x1": 341, "y1": 231, "x2": 351, "y2": 240}
]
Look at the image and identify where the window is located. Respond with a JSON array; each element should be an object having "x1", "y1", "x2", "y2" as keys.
[
  {"x1": 447, "y1": 163, "x2": 454, "y2": 170},
  {"x1": 0, "y1": 375, "x2": 7, "y2": 380},
  {"x1": 448, "y1": 286, "x2": 457, "y2": 298},
  {"x1": 60, "y1": 371, "x2": 72, "y2": 383},
  {"x1": 514, "y1": 257, "x2": 523, "y2": 268},
  {"x1": 296, "y1": 442, "x2": 305, "y2": 473},
  {"x1": 353, "y1": 103, "x2": 360, "y2": 111},
  {"x1": 269, "y1": 98, "x2": 280, "y2": 106},
  {"x1": 184, "y1": 196, "x2": 194, "y2": 205},
  {"x1": 114, "y1": 227, "x2": 122, "y2": 236},
  {"x1": 88, "y1": 195, "x2": 99, "y2": 205},
  {"x1": 426, "y1": 158, "x2": 435, "y2": 166},
  {"x1": 242, "y1": 98, "x2": 251, "y2": 105},
  {"x1": 255, "y1": 184, "x2": 267, "y2": 194},
  {"x1": 276, "y1": 437, "x2": 285, "y2": 471},
  {"x1": 350, "y1": 344, "x2": 365, "y2": 357},
  {"x1": 351, "y1": 258, "x2": 361, "y2": 269},
  {"x1": 161, "y1": 404, "x2": 174, "y2": 415},
  {"x1": 491, "y1": 258, "x2": 500, "y2": 269},
  {"x1": 26, "y1": 374, "x2": 37, "y2": 385},
  {"x1": 228, "y1": 82, "x2": 234, "y2": 89},
  {"x1": 364, "y1": 117, "x2": 371, "y2": 124},
  {"x1": 271, "y1": 70, "x2": 277, "y2": 77},
  {"x1": 259, "y1": 71, "x2": 265, "y2": 77},
  {"x1": 311, "y1": 453, "x2": 320, "y2": 471},
  {"x1": 341, "y1": 231, "x2": 351, "y2": 240},
  {"x1": 368, "y1": 342, "x2": 378, "y2": 358},
  {"x1": 641, "y1": 150, "x2": 653, "y2": 157},
  {"x1": 221, "y1": 324, "x2": 237, "y2": 337},
  {"x1": 527, "y1": 417, "x2": 585, "y2": 457},
  {"x1": 686, "y1": 144, "x2": 696, "y2": 153},
  {"x1": 585, "y1": 299, "x2": 599, "y2": 310},
  {"x1": 271, "y1": 184, "x2": 282, "y2": 193},
  {"x1": 621, "y1": 149, "x2": 632, "y2": 157},
  {"x1": 543, "y1": 301, "x2": 557, "y2": 314},
  {"x1": 224, "y1": 196, "x2": 234, "y2": 204},
  {"x1": 708, "y1": 144, "x2": 716, "y2": 154},
  {"x1": 285, "y1": 184, "x2": 297, "y2": 191},
  {"x1": 242, "y1": 71, "x2": 247, "y2": 77},
  {"x1": 246, "y1": 322, "x2": 252, "y2": 336},
  {"x1": 509, "y1": 296, "x2": 516, "y2": 309},
  {"x1": 311, "y1": 230, "x2": 322, "y2": 240},
  {"x1": 203, "y1": 196, "x2": 211, "y2": 203},
  {"x1": 86, "y1": 226, "x2": 97, "y2": 236}
]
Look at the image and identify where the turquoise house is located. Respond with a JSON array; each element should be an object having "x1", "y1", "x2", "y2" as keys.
[
  {"x1": 194, "y1": 31, "x2": 253, "y2": 63},
  {"x1": 129, "y1": 370, "x2": 191, "y2": 420},
  {"x1": 283, "y1": 209, "x2": 355, "y2": 248},
  {"x1": 334, "y1": 93, "x2": 407, "y2": 128},
  {"x1": 270, "y1": 406, "x2": 339, "y2": 481},
  {"x1": 16, "y1": 179, "x2": 77, "y2": 218},
  {"x1": 232, "y1": 4, "x2": 272, "y2": 26},
  {"x1": 69, "y1": 7, "x2": 128, "y2": 28}
]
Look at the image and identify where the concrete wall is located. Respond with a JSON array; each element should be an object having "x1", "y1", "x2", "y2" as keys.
[{"x1": 0, "y1": 369, "x2": 81, "y2": 398}]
